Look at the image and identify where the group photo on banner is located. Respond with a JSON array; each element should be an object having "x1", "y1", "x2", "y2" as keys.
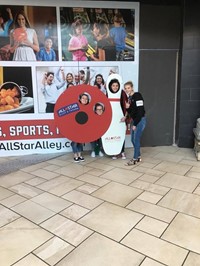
[{"x1": 0, "y1": 2, "x2": 139, "y2": 156}]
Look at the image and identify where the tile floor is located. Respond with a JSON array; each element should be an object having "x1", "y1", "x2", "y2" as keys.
[{"x1": 0, "y1": 146, "x2": 200, "y2": 266}]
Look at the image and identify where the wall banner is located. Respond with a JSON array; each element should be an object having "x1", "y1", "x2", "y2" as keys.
[{"x1": 0, "y1": 1, "x2": 139, "y2": 156}]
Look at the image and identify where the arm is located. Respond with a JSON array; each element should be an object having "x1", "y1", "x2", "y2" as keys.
[
  {"x1": 10, "y1": 30, "x2": 19, "y2": 53},
  {"x1": 68, "y1": 37, "x2": 82, "y2": 52},
  {"x1": 22, "y1": 30, "x2": 39, "y2": 52},
  {"x1": 41, "y1": 72, "x2": 47, "y2": 86},
  {"x1": 68, "y1": 43, "x2": 87, "y2": 52},
  {"x1": 55, "y1": 70, "x2": 66, "y2": 89},
  {"x1": 6, "y1": 8, "x2": 13, "y2": 20},
  {"x1": 56, "y1": 67, "x2": 65, "y2": 82},
  {"x1": 84, "y1": 67, "x2": 90, "y2": 84},
  {"x1": 120, "y1": 90, "x2": 129, "y2": 122},
  {"x1": 68, "y1": 35, "x2": 88, "y2": 52},
  {"x1": 36, "y1": 49, "x2": 42, "y2": 61},
  {"x1": 41, "y1": 73, "x2": 50, "y2": 95},
  {"x1": 109, "y1": 27, "x2": 114, "y2": 39},
  {"x1": 133, "y1": 105, "x2": 145, "y2": 126},
  {"x1": 56, "y1": 80, "x2": 66, "y2": 90},
  {"x1": 120, "y1": 90, "x2": 128, "y2": 115},
  {"x1": 68, "y1": 45, "x2": 82, "y2": 52},
  {"x1": 128, "y1": 93, "x2": 145, "y2": 127},
  {"x1": 120, "y1": 112, "x2": 128, "y2": 122},
  {"x1": 52, "y1": 49, "x2": 56, "y2": 61},
  {"x1": 133, "y1": 93, "x2": 145, "y2": 126},
  {"x1": 90, "y1": 48, "x2": 105, "y2": 61},
  {"x1": 32, "y1": 30, "x2": 39, "y2": 52},
  {"x1": 55, "y1": 67, "x2": 61, "y2": 82},
  {"x1": 60, "y1": 68, "x2": 65, "y2": 81},
  {"x1": 1, "y1": 9, "x2": 13, "y2": 36},
  {"x1": 24, "y1": 31, "x2": 40, "y2": 52}
]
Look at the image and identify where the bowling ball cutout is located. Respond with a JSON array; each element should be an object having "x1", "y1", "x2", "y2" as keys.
[{"x1": 54, "y1": 84, "x2": 112, "y2": 143}]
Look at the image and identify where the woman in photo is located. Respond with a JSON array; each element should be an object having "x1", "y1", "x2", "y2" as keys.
[
  {"x1": 93, "y1": 74, "x2": 107, "y2": 95},
  {"x1": 90, "y1": 22, "x2": 115, "y2": 61},
  {"x1": 10, "y1": 10, "x2": 39, "y2": 61}
]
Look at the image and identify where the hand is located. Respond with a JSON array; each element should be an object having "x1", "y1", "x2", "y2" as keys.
[
  {"x1": 90, "y1": 54, "x2": 95, "y2": 60},
  {"x1": 132, "y1": 125, "x2": 136, "y2": 131},
  {"x1": 14, "y1": 41, "x2": 20, "y2": 46},
  {"x1": 21, "y1": 39, "x2": 30, "y2": 46},
  {"x1": 80, "y1": 44, "x2": 86, "y2": 50},
  {"x1": 120, "y1": 116, "x2": 126, "y2": 122},
  {"x1": 125, "y1": 101, "x2": 130, "y2": 108}
]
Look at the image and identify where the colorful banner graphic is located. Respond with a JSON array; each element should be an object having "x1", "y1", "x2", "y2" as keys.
[{"x1": 0, "y1": 2, "x2": 139, "y2": 156}]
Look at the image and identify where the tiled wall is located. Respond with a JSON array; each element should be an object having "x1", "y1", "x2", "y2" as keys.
[
  {"x1": 177, "y1": 0, "x2": 200, "y2": 147},
  {"x1": 138, "y1": 0, "x2": 200, "y2": 148},
  {"x1": 139, "y1": 3, "x2": 181, "y2": 146}
]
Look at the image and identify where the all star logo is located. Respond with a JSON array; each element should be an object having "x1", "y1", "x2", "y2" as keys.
[
  {"x1": 57, "y1": 103, "x2": 79, "y2": 117},
  {"x1": 105, "y1": 136, "x2": 121, "y2": 142}
]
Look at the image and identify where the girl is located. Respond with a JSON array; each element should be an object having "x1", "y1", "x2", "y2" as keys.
[
  {"x1": 71, "y1": 93, "x2": 90, "y2": 162},
  {"x1": 68, "y1": 20, "x2": 88, "y2": 61},
  {"x1": 123, "y1": 81, "x2": 146, "y2": 165},
  {"x1": 109, "y1": 78, "x2": 127, "y2": 160},
  {"x1": 90, "y1": 103, "x2": 105, "y2": 158},
  {"x1": 93, "y1": 74, "x2": 107, "y2": 95}
]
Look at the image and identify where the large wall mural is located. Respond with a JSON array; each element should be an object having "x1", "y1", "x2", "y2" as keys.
[{"x1": 0, "y1": 2, "x2": 139, "y2": 156}]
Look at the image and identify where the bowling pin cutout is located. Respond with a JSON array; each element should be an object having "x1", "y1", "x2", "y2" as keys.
[{"x1": 101, "y1": 74, "x2": 126, "y2": 155}]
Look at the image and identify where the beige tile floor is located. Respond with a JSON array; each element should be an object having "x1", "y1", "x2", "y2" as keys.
[{"x1": 1, "y1": 146, "x2": 200, "y2": 265}]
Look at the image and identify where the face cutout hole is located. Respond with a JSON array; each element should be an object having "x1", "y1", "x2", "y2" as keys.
[
  {"x1": 108, "y1": 78, "x2": 120, "y2": 94},
  {"x1": 94, "y1": 102, "x2": 105, "y2": 115},
  {"x1": 79, "y1": 92, "x2": 91, "y2": 105}
]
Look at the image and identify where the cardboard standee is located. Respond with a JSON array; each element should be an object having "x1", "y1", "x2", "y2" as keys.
[
  {"x1": 101, "y1": 74, "x2": 126, "y2": 155},
  {"x1": 54, "y1": 84, "x2": 112, "y2": 143}
]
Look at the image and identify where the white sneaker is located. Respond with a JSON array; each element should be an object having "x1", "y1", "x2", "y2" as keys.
[
  {"x1": 112, "y1": 156, "x2": 117, "y2": 160},
  {"x1": 121, "y1": 153, "x2": 126, "y2": 159},
  {"x1": 91, "y1": 151, "x2": 95, "y2": 157},
  {"x1": 99, "y1": 151, "x2": 104, "y2": 157}
]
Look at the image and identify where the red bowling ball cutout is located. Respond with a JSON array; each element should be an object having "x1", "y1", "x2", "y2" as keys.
[{"x1": 54, "y1": 84, "x2": 112, "y2": 143}]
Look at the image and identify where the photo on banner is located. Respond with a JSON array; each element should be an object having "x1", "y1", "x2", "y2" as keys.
[
  {"x1": 0, "y1": 5, "x2": 58, "y2": 61},
  {"x1": 36, "y1": 65, "x2": 119, "y2": 113},
  {"x1": 60, "y1": 7, "x2": 135, "y2": 62},
  {"x1": 0, "y1": 66, "x2": 34, "y2": 113},
  {"x1": 0, "y1": 1, "x2": 139, "y2": 156}
]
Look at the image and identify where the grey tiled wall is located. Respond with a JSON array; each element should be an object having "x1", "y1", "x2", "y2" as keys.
[{"x1": 177, "y1": 0, "x2": 200, "y2": 147}]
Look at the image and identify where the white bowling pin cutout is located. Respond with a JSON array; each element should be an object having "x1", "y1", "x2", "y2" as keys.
[{"x1": 101, "y1": 74, "x2": 126, "y2": 155}]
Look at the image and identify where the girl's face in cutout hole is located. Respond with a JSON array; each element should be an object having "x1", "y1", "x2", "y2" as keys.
[
  {"x1": 111, "y1": 82, "x2": 119, "y2": 93},
  {"x1": 80, "y1": 94, "x2": 89, "y2": 105}
]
